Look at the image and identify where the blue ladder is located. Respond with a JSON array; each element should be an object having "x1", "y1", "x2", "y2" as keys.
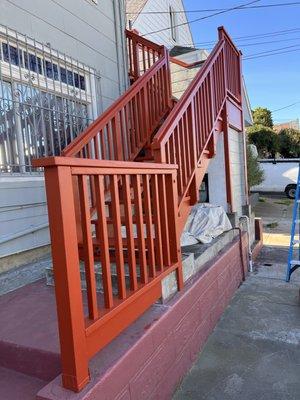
[{"x1": 286, "y1": 163, "x2": 300, "y2": 282}]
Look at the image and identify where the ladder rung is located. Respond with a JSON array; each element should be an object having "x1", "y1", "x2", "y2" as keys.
[{"x1": 290, "y1": 260, "x2": 300, "y2": 266}]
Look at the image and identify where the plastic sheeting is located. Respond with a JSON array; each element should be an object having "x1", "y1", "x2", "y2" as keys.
[{"x1": 181, "y1": 203, "x2": 232, "y2": 246}]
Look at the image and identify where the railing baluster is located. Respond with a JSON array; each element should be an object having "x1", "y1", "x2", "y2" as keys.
[
  {"x1": 122, "y1": 174, "x2": 138, "y2": 290},
  {"x1": 78, "y1": 175, "x2": 98, "y2": 320},
  {"x1": 151, "y1": 174, "x2": 163, "y2": 270},
  {"x1": 110, "y1": 175, "x2": 126, "y2": 299},
  {"x1": 94, "y1": 175, "x2": 113, "y2": 309},
  {"x1": 158, "y1": 174, "x2": 171, "y2": 267},
  {"x1": 143, "y1": 174, "x2": 156, "y2": 277},
  {"x1": 132, "y1": 174, "x2": 148, "y2": 284}
]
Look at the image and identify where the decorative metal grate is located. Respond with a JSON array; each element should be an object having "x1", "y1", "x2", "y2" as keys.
[{"x1": 0, "y1": 24, "x2": 101, "y2": 173}]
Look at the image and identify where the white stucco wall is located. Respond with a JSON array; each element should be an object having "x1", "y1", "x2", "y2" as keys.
[
  {"x1": 207, "y1": 129, "x2": 247, "y2": 216},
  {"x1": 228, "y1": 128, "x2": 247, "y2": 215},
  {"x1": 206, "y1": 133, "x2": 228, "y2": 211}
]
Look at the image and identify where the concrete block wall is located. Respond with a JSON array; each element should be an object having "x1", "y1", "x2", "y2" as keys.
[{"x1": 38, "y1": 234, "x2": 248, "y2": 400}]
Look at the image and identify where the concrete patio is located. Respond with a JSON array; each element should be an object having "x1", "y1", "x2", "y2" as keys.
[{"x1": 173, "y1": 246, "x2": 300, "y2": 400}]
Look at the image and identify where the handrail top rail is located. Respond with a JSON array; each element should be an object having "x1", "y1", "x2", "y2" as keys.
[
  {"x1": 152, "y1": 27, "x2": 241, "y2": 148},
  {"x1": 32, "y1": 156, "x2": 178, "y2": 171},
  {"x1": 218, "y1": 26, "x2": 240, "y2": 56},
  {"x1": 125, "y1": 29, "x2": 164, "y2": 53},
  {"x1": 152, "y1": 40, "x2": 224, "y2": 148},
  {"x1": 170, "y1": 57, "x2": 205, "y2": 69},
  {"x1": 62, "y1": 51, "x2": 168, "y2": 157}
]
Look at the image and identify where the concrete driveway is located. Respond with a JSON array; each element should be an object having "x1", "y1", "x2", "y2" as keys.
[
  {"x1": 173, "y1": 248, "x2": 300, "y2": 400},
  {"x1": 253, "y1": 194, "x2": 293, "y2": 247}
]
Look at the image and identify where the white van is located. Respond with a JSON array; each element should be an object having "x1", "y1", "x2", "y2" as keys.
[{"x1": 251, "y1": 159, "x2": 299, "y2": 199}]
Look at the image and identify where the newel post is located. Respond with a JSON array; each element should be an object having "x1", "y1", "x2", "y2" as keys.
[
  {"x1": 44, "y1": 165, "x2": 89, "y2": 392},
  {"x1": 166, "y1": 170, "x2": 183, "y2": 290}
]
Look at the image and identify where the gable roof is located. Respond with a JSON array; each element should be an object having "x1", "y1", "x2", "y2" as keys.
[{"x1": 126, "y1": 0, "x2": 148, "y2": 24}]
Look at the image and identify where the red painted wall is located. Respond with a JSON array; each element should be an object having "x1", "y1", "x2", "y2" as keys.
[{"x1": 38, "y1": 234, "x2": 248, "y2": 400}]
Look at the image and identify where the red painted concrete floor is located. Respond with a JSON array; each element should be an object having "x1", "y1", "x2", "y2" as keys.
[
  {"x1": 0, "y1": 278, "x2": 167, "y2": 397},
  {"x1": 0, "y1": 280, "x2": 59, "y2": 354},
  {"x1": 0, "y1": 366, "x2": 46, "y2": 400}
]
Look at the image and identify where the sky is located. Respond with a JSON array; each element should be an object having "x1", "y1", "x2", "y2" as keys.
[{"x1": 183, "y1": 0, "x2": 300, "y2": 124}]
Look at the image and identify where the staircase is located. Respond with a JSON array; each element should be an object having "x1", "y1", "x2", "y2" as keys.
[{"x1": 33, "y1": 26, "x2": 243, "y2": 392}]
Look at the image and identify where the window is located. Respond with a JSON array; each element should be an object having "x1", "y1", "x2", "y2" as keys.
[
  {"x1": 0, "y1": 25, "x2": 99, "y2": 173},
  {"x1": 169, "y1": 6, "x2": 177, "y2": 41}
]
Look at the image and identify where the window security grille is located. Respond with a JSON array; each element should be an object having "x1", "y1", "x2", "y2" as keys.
[{"x1": 0, "y1": 25, "x2": 101, "y2": 173}]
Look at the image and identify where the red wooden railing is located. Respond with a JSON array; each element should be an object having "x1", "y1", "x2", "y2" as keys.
[
  {"x1": 33, "y1": 156, "x2": 182, "y2": 392},
  {"x1": 152, "y1": 27, "x2": 242, "y2": 212},
  {"x1": 34, "y1": 27, "x2": 243, "y2": 393},
  {"x1": 126, "y1": 29, "x2": 165, "y2": 81},
  {"x1": 62, "y1": 30, "x2": 172, "y2": 161}
]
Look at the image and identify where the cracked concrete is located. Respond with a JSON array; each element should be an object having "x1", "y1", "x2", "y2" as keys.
[{"x1": 173, "y1": 246, "x2": 300, "y2": 400}]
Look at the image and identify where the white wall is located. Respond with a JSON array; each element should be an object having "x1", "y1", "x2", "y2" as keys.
[
  {"x1": 228, "y1": 128, "x2": 247, "y2": 215},
  {"x1": 129, "y1": 0, "x2": 193, "y2": 48},
  {"x1": 207, "y1": 133, "x2": 228, "y2": 211},
  {"x1": 0, "y1": 177, "x2": 49, "y2": 257},
  {"x1": 206, "y1": 129, "x2": 247, "y2": 216}
]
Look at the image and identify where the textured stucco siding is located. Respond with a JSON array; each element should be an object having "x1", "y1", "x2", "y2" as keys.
[
  {"x1": 207, "y1": 129, "x2": 247, "y2": 216},
  {"x1": 228, "y1": 127, "x2": 247, "y2": 215},
  {"x1": 207, "y1": 132, "x2": 228, "y2": 211}
]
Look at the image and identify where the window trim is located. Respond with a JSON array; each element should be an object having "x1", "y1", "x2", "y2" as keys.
[{"x1": 169, "y1": 6, "x2": 177, "y2": 42}]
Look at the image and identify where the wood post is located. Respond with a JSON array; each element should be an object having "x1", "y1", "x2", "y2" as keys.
[{"x1": 44, "y1": 166, "x2": 89, "y2": 392}]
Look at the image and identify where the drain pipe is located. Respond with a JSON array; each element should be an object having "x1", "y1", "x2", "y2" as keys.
[{"x1": 239, "y1": 215, "x2": 253, "y2": 273}]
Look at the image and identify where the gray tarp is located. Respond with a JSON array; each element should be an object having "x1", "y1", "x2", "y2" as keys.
[{"x1": 181, "y1": 203, "x2": 232, "y2": 246}]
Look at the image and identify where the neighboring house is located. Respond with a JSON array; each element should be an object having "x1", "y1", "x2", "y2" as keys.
[
  {"x1": 126, "y1": 0, "x2": 194, "y2": 48},
  {"x1": 273, "y1": 119, "x2": 300, "y2": 132},
  {"x1": 0, "y1": 0, "x2": 127, "y2": 267},
  {"x1": 126, "y1": 0, "x2": 253, "y2": 217}
]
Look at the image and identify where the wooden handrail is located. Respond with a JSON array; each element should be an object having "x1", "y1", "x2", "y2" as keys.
[
  {"x1": 151, "y1": 27, "x2": 242, "y2": 208},
  {"x1": 38, "y1": 156, "x2": 182, "y2": 392},
  {"x1": 62, "y1": 30, "x2": 172, "y2": 160},
  {"x1": 170, "y1": 56, "x2": 205, "y2": 69}
]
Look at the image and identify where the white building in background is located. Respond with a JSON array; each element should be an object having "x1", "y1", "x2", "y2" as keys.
[{"x1": 126, "y1": 0, "x2": 194, "y2": 48}]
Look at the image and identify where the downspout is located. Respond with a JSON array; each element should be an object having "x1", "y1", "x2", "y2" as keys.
[
  {"x1": 112, "y1": 0, "x2": 128, "y2": 94},
  {"x1": 239, "y1": 215, "x2": 253, "y2": 273}
]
